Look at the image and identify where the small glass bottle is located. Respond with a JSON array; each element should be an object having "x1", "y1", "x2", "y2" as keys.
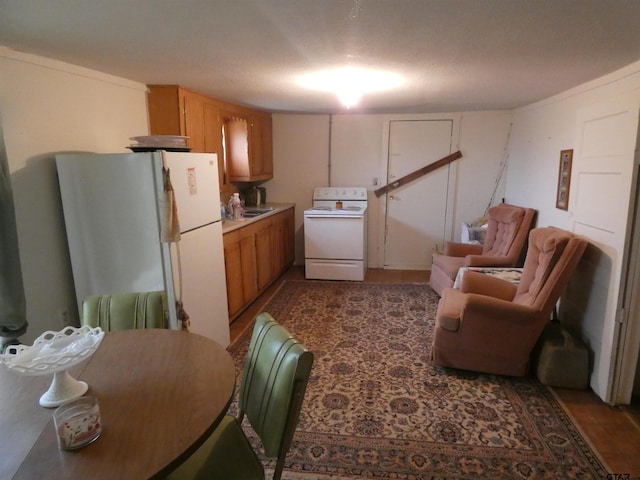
[{"x1": 232, "y1": 193, "x2": 244, "y2": 220}]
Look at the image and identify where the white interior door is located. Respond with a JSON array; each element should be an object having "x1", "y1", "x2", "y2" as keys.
[
  {"x1": 568, "y1": 92, "x2": 640, "y2": 403},
  {"x1": 383, "y1": 120, "x2": 454, "y2": 269}
]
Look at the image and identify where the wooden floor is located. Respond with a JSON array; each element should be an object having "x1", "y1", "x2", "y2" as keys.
[{"x1": 230, "y1": 266, "x2": 640, "y2": 476}]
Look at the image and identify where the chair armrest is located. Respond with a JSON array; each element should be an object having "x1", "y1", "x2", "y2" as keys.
[
  {"x1": 464, "y1": 255, "x2": 515, "y2": 267},
  {"x1": 437, "y1": 287, "x2": 541, "y2": 342},
  {"x1": 444, "y1": 242, "x2": 483, "y2": 257},
  {"x1": 462, "y1": 293, "x2": 536, "y2": 322},
  {"x1": 436, "y1": 291, "x2": 546, "y2": 358},
  {"x1": 456, "y1": 295, "x2": 544, "y2": 354},
  {"x1": 459, "y1": 270, "x2": 517, "y2": 301}
]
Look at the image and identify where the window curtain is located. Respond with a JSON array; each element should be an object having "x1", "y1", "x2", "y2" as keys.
[{"x1": 0, "y1": 115, "x2": 27, "y2": 350}]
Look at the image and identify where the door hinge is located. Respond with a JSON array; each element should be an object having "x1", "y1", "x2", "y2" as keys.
[{"x1": 616, "y1": 307, "x2": 627, "y2": 324}]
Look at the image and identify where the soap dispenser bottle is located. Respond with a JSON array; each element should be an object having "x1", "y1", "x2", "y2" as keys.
[{"x1": 231, "y1": 193, "x2": 244, "y2": 220}]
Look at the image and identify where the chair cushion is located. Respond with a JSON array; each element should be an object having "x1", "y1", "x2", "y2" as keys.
[
  {"x1": 165, "y1": 415, "x2": 265, "y2": 480},
  {"x1": 483, "y1": 205, "x2": 525, "y2": 256},
  {"x1": 515, "y1": 228, "x2": 571, "y2": 306},
  {"x1": 488, "y1": 203, "x2": 526, "y2": 224}
]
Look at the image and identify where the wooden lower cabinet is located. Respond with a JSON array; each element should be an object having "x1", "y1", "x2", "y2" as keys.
[
  {"x1": 223, "y1": 208, "x2": 295, "y2": 322},
  {"x1": 254, "y1": 219, "x2": 274, "y2": 291},
  {"x1": 222, "y1": 228, "x2": 256, "y2": 319}
]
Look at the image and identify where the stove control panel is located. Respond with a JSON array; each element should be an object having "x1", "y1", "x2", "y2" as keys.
[{"x1": 312, "y1": 187, "x2": 368, "y2": 201}]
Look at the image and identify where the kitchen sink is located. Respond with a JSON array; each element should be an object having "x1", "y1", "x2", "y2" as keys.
[{"x1": 242, "y1": 207, "x2": 274, "y2": 218}]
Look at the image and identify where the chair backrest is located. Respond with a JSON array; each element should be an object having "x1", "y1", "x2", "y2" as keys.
[
  {"x1": 514, "y1": 227, "x2": 588, "y2": 316},
  {"x1": 482, "y1": 203, "x2": 536, "y2": 263},
  {"x1": 81, "y1": 291, "x2": 167, "y2": 331},
  {"x1": 239, "y1": 313, "x2": 314, "y2": 463}
]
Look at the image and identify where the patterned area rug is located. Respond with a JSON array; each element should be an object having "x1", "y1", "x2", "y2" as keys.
[{"x1": 228, "y1": 280, "x2": 609, "y2": 479}]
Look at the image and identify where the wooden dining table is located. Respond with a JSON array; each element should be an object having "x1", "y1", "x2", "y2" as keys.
[{"x1": 0, "y1": 329, "x2": 237, "y2": 479}]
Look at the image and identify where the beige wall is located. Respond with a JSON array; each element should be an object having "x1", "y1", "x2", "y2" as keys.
[
  {"x1": 0, "y1": 47, "x2": 149, "y2": 343},
  {"x1": 267, "y1": 111, "x2": 513, "y2": 267},
  {"x1": 505, "y1": 61, "x2": 640, "y2": 402}
]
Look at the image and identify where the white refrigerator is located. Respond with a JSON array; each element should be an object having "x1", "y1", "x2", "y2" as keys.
[{"x1": 56, "y1": 151, "x2": 230, "y2": 347}]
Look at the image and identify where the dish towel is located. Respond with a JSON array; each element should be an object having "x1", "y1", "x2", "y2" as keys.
[
  {"x1": 176, "y1": 300, "x2": 191, "y2": 332},
  {"x1": 160, "y1": 166, "x2": 181, "y2": 243}
]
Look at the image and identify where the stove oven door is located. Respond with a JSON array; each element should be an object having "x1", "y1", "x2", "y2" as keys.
[{"x1": 304, "y1": 214, "x2": 366, "y2": 281}]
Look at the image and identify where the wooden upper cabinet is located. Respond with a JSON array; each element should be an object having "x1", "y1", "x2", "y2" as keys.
[
  {"x1": 147, "y1": 85, "x2": 182, "y2": 135},
  {"x1": 182, "y1": 91, "x2": 206, "y2": 153},
  {"x1": 249, "y1": 112, "x2": 273, "y2": 181},
  {"x1": 224, "y1": 111, "x2": 273, "y2": 183},
  {"x1": 224, "y1": 114, "x2": 251, "y2": 180},
  {"x1": 148, "y1": 85, "x2": 273, "y2": 186},
  {"x1": 147, "y1": 85, "x2": 209, "y2": 153}
]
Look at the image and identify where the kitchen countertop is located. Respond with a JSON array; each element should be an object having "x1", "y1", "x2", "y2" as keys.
[{"x1": 221, "y1": 203, "x2": 295, "y2": 234}]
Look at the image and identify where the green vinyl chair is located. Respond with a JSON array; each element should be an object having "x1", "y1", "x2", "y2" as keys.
[
  {"x1": 81, "y1": 290, "x2": 168, "y2": 331},
  {"x1": 166, "y1": 312, "x2": 314, "y2": 480}
]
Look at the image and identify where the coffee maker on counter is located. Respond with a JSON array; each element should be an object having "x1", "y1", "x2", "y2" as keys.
[{"x1": 242, "y1": 186, "x2": 267, "y2": 206}]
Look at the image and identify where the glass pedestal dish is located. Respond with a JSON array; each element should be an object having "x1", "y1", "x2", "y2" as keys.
[{"x1": 1, "y1": 326, "x2": 104, "y2": 407}]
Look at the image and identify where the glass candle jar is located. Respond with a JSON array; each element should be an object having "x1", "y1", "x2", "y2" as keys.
[{"x1": 53, "y1": 396, "x2": 102, "y2": 450}]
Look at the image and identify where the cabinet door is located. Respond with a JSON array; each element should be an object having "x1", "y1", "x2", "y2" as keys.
[
  {"x1": 225, "y1": 115, "x2": 251, "y2": 180},
  {"x1": 254, "y1": 219, "x2": 274, "y2": 290},
  {"x1": 181, "y1": 92, "x2": 206, "y2": 153},
  {"x1": 282, "y1": 208, "x2": 295, "y2": 267},
  {"x1": 249, "y1": 113, "x2": 273, "y2": 180},
  {"x1": 272, "y1": 214, "x2": 285, "y2": 275},
  {"x1": 271, "y1": 209, "x2": 295, "y2": 274},
  {"x1": 249, "y1": 114, "x2": 263, "y2": 176},
  {"x1": 204, "y1": 103, "x2": 224, "y2": 184},
  {"x1": 227, "y1": 112, "x2": 273, "y2": 182},
  {"x1": 223, "y1": 233, "x2": 245, "y2": 320},
  {"x1": 259, "y1": 113, "x2": 273, "y2": 178},
  {"x1": 224, "y1": 227, "x2": 258, "y2": 320},
  {"x1": 148, "y1": 85, "x2": 182, "y2": 135},
  {"x1": 239, "y1": 227, "x2": 258, "y2": 302}
]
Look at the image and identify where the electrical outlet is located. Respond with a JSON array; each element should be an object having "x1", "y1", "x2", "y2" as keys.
[{"x1": 58, "y1": 308, "x2": 71, "y2": 328}]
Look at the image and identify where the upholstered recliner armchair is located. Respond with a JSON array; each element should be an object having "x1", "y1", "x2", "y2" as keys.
[
  {"x1": 429, "y1": 203, "x2": 536, "y2": 296},
  {"x1": 431, "y1": 226, "x2": 588, "y2": 376}
]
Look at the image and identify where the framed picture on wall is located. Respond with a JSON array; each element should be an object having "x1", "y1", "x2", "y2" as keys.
[{"x1": 556, "y1": 149, "x2": 573, "y2": 210}]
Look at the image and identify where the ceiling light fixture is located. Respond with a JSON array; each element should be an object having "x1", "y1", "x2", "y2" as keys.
[{"x1": 298, "y1": 66, "x2": 404, "y2": 109}]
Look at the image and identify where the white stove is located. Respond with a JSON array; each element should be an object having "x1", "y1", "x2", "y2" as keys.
[{"x1": 304, "y1": 187, "x2": 368, "y2": 281}]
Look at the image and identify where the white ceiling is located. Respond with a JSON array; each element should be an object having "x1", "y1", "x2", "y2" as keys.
[{"x1": 2, "y1": 0, "x2": 640, "y2": 114}]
